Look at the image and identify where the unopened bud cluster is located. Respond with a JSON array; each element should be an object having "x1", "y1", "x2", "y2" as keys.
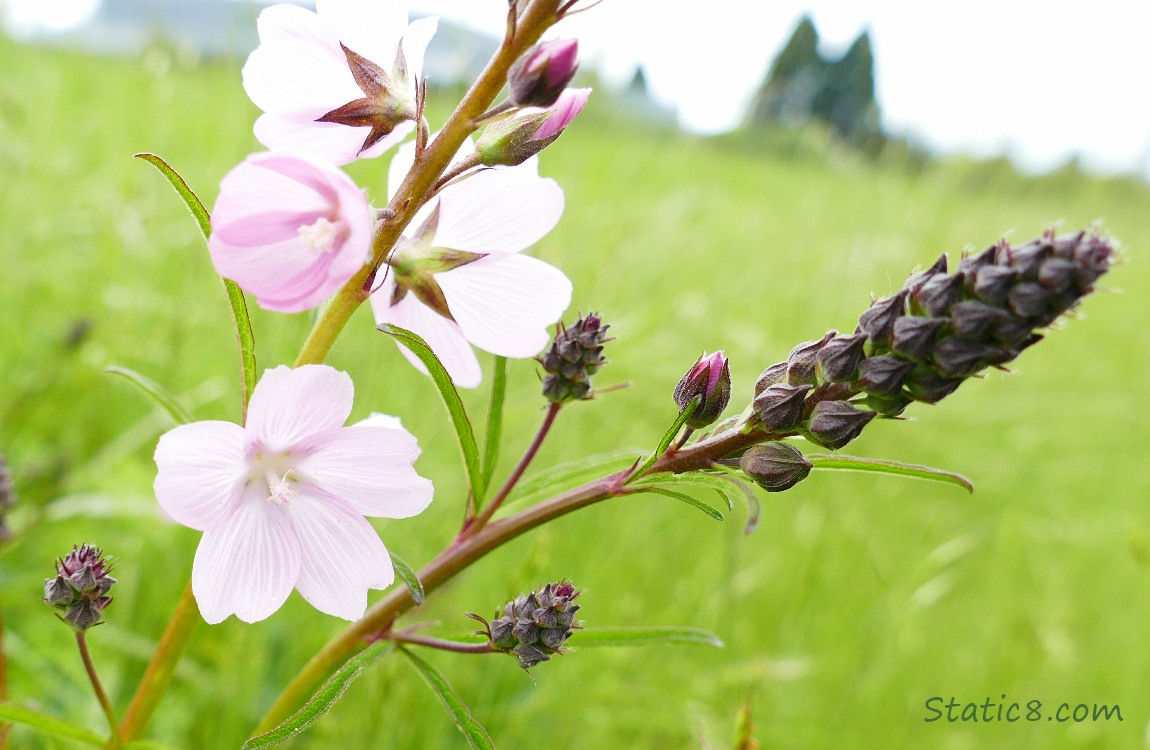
[
  {"x1": 43, "y1": 544, "x2": 116, "y2": 631},
  {"x1": 539, "y1": 313, "x2": 609, "y2": 403},
  {"x1": 744, "y1": 230, "x2": 1112, "y2": 486},
  {"x1": 489, "y1": 581, "x2": 580, "y2": 669}
]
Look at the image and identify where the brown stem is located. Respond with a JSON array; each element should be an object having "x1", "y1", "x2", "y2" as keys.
[
  {"x1": 386, "y1": 631, "x2": 494, "y2": 655},
  {"x1": 75, "y1": 632, "x2": 122, "y2": 749},
  {"x1": 467, "y1": 401, "x2": 562, "y2": 534}
]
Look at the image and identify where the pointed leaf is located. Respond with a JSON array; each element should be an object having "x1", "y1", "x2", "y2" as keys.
[
  {"x1": 399, "y1": 647, "x2": 496, "y2": 750},
  {"x1": 572, "y1": 626, "x2": 724, "y2": 649},
  {"x1": 0, "y1": 704, "x2": 103, "y2": 745},
  {"x1": 136, "y1": 153, "x2": 256, "y2": 422},
  {"x1": 630, "y1": 486, "x2": 724, "y2": 521},
  {"x1": 390, "y1": 552, "x2": 425, "y2": 605},
  {"x1": 106, "y1": 366, "x2": 192, "y2": 425},
  {"x1": 242, "y1": 641, "x2": 394, "y2": 749},
  {"x1": 708, "y1": 464, "x2": 763, "y2": 534},
  {"x1": 805, "y1": 453, "x2": 974, "y2": 493},
  {"x1": 379, "y1": 324, "x2": 483, "y2": 500},
  {"x1": 631, "y1": 472, "x2": 736, "y2": 510},
  {"x1": 481, "y1": 355, "x2": 508, "y2": 498},
  {"x1": 627, "y1": 396, "x2": 699, "y2": 483},
  {"x1": 504, "y1": 449, "x2": 641, "y2": 509}
]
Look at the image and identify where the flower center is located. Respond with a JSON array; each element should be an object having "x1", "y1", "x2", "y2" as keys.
[
  {"x1": 298, "y1": 217, "x2": 338, "y2": 257},
  {"x1": 266, "y1": 469, "x2": 296, "y2": 506}
]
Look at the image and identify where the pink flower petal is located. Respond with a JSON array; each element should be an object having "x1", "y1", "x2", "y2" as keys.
[
  {"x1": 296, "y1": 426, "x2": 433, "y2": 519},
  {"x1": 399, "y1": 17, "x2": 439, "y2": 84},
  {"x1": 437, "y1": 253, "x2": 572, "y2": 357},
  {"x1": 243, "y1": 4, "x2": 361, "y2": 119},
  {"x1": 154, "y1": 421, "x2": 249, "y2": 531},
  {"x1": 252, "y1": 114, "x2": 399, "y2": 167},
  {"x1": 433, "y1": 162, "x2": 564, "y2": 254},
  {"x1": 283, "y1": 492, "x2": 394, "y2": 621},
  {"x1": 315, "y1": 0, "x2": 405, "y2": 68},
  {"x1": 531, "y1": 87, "x2": 591, "y2": 141},
  {"x1": 192, "y1": 490, "x2": 301, "y2": 624},
  {"x1": 370, "y1": 280, "x2": 483, "y2": 388},
  {"x1": 246, "y1": 365, "x2": 354, "y2": 451}
]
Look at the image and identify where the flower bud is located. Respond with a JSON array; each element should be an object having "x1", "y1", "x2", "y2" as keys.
[
  {"x1": 538, "y1": 313, "x2": 609, "y2": 403},
  {"x1": 753, "y1": 361, "x2": 788, "y2": 395},
  {"x1": 44, "y1": 544, "x2": 116, "y2": 631},
  {"x1": 857, "y1": 354, "x2": 914, "y2": 396},
  {"x1": 785, "y1": 331, "x2": 836, "y2": 386},
  {"x1": 801, "y1": 401, "x2": 876, "y2": 450},
  {"x1": 858, "y1": 289, "x2": 908, "y2": 350},
  {"x1": 739, "y1": 442, "x2": 813, "y2": 492},
  {"x1": 752, "y1": 383, "x2": 811, "y2": 432},
  {"x1": 674, "y1": 351, "x2": 731, "y2": 429},
  {"x1": 476, "y1": 88, "x2": 590, "y2": 167},
  {"x1": 487, "y1": 581, "x2": 580, "y2": 669},
  {"x1": 508, "y1": 39, "x2": 580, "y2": 108},
  {"x1": 815, "y1": 332, "x2": 866, "y2": 383}
]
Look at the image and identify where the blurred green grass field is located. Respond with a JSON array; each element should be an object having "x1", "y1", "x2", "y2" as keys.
[{"x1": 2, "y1": 35, "x2": 1149, "y2": 749}]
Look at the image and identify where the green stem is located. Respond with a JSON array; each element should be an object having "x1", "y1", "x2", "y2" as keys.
[
  {"x1": 118, "y1": 582, "x2": 199, "y2": 741},
  {"x1": 481, "y1": 355, "x2": 509, "y2": 496},
  {"x1": 254, "y1": 422, "x2": 765, "y2": 733},
  {"x1": 75, "y1": 632, "x2": 121, "y2": 749},
  {"x1": 293, "y1": 0, "x2": 561, "y2": 368}
]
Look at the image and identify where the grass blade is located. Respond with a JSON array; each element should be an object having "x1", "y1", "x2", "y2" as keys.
[
  {"x1": 400, "y1": 648, "x2": 495, "y2": 750},
  {"x1": 242, "y1": 641, "x2": 393, "y2": 749},
  {"x1": 806, "y1": 453, "x2": 974, "y2": 493},
  {"x1": 135, "y1": 153, "x2": 256, "y2": 421},
  {"x1": 630, "y1": 486, "x2": 724, "y2": 521},
  {"x1": 481, "y1": 355, "x2": 508, "y2": 500},
  {"x1": 106, "y1": 366, "x2": 192, "y2": 426},
  {"x1": 572, "y1": 626, "x2": 724, "y2": 649},
  {"x1": 390, "y1": 552, "x2": 425, "y2": 605},
  {"x1": 0, "y1": 704, "x2": 104, "y2": 745},
  {"x1": 379, "y1": 324, "x2": 483, "y2": 501}
]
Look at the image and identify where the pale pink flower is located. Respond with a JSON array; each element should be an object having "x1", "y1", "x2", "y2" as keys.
[
  {"x1": 208, "y1": 151, "x2": 374, "y2": 313},
  {"x1": 369, "y1": 142, "x2": 572, "y2": 388},
  {"x1": 243, "y1": 0, "x2": 437, "y2": 165},
  {"x1": 154, "y1": 365, "x2": 433, "y2": 624}
]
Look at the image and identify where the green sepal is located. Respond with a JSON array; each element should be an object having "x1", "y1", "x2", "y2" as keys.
[
  {"x1": 242, "y1": 641, "x2": 394, "y2": 749},
  {"x1": 571, "y1": 626, "x2": 724, "y2": 649},
  {"x1": 106, "y1": 366, "x2": 192, "y2": 426},
  {"x1": 805, "y1": 453, "x2": 974, "y2": 492},
  {"x1": 399, "y1": 647, "x2": 496, "y2": 750},
  {"x1": 135, "y1": 153, "x2": 256, "y2": 422},
  {"x1": 379, "y1": 324, "x2": 483, "y2": 505}
]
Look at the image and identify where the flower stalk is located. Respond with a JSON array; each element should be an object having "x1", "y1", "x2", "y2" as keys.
[
  {"x1": 75, "y1": 632, "x2": 122, "y2": 749},
  {"x1": 294, "y1": 0, "x2": 564, "y2": 368}
]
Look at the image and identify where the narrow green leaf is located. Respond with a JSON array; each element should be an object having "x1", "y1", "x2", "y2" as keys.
[
  {"x1": 572, "y1": 626, "x2": 724, "y2": 649},
  {"x1": 135, "y1": 153, "x2": 210, "y2": 240},
  {"x1": 106, "y1": 366, "x2": 192, "y2": 426},
  {"x1": 504, "y1": 449, "x2": 641, "y2": 508},
  {"x1": 708, "y1": 464, "x2": 763, "y2": 534},
  {"x1": 390, "y1": 552, "x2": 425, "y2": 605},
  {"x1": 481, "y1": 355, "x2": 508, "y2": 499},
  {"x1": 400, "y1": 648, "x2": 495, "y2": 750},
  {"x1": 627, "y1": 397, "x2": 699, "y2": 484},
  {"x1": 379, "y1": 324, "x2": 483, "y2": 500},
  {"x1": 631, "y1": 472, "x2": 736, "y2": 510},
  {"x1": 806, "y1": 453, "x2": 974, "y2": 493},
  {"x1": 136, "y1": 153, "x2": 256, "y2": 421},
  {"x1": 630, "y1": 486, "x2": 724, "y2": 521},
  {"x1": 242, "y1": 641, "x2": 394, "y2": 749},
  {"x1": 0, "y1": 704, "x2": 103, "y2": 745}
]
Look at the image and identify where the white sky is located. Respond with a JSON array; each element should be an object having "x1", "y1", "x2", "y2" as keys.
[
  {"x1": 5, "y1": 0, "x2": 1149, "y2": 177},
  {"x1": 411, "y1": 0, "x2": 1150, "y2": 177}
]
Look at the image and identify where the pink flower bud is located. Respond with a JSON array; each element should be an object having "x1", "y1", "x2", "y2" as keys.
[
  {"x1": 508, "y1": 38, "x2": 579, "y2": 107},
  {"x1": 530, "y1": 87, "x2": 590, "y2": 142},
  {"x1": 674, "y1": 350, "x2": 732, "y2": 429},
  {"x1": 476, "y1": 88, "x2": 591, "y2": 167}
]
